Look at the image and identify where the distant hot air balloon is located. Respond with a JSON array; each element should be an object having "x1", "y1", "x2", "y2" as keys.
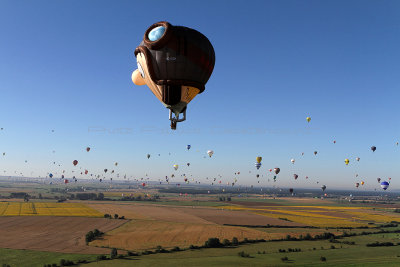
[
  {"x1": 291, "y1": 159, "x2": 295, "y2": 164},
  {"x1": 255, "y1": 162, "x2": 262, "y2": 170},
  {"x1": 64, "y1": 179, "x2": 69, "y2": 184},
  {"x1": 314, "y1": 151, "x2": 317, "y2": 155},
  {"x1": 49, "y1": 173, "x2": 53, "y2": 178},
  {"x1": 274, "y1": 168, "x2": 280, "y2": 175},
  {"x1": 333, "y1": 140, "x2": 336, "y2": 144},
  {"x1": 256, "y1": 156, "x2": 262, "y2": 163},
  {"x1": 115, "y1": 162, "x2": 118, "y2": 166},
  {"x1": 289, "y1": 188, "x2": 294, "y2": 194},
  {"x1": 142, "y1": 182, "x2": 146, "y2": 187},
  {"x1": 187, "y1": 163, "x2": 190, "y2": 167},
  {"x1": 356, "y1": 157, "x2": 360, "y2": 161},
  {"x1": 306, "y1": 117, "x2": 311, "y2": 123},
  {"x1": 293, "y1": 174, "x2": 298, "y2": 180},
  {"x1": 147, "y1": 154, "x2": 151, "y2": 159},
  {"x1": 256, "y1": 174, "x2": 260, "y2": 178},
  {"x1": 187, "y1": 145, "x2": 191, "y2": 150},
  {"x1": 104, "y1": 169, "x2": 108, "y2": 173},
  {"x1": 361, "y1": 181, "x2": 365, "y2": 185},
  {"x1": 377, "y1": 177, "x2": 381, "y2": 183},
  {"x1": 380, "y1": 181, "x2": 389, "y2": 190},
  {"x1": 371, "y1": 146, "x2": 376, "y2": 152},
  {"x1": 173, "y1": 164, "x2": 179, "y2": 171},
  {"x1": 73, "y1": 160, "x2": 78, "y2": 166},
  {"x1": 355, "y1": 182, "x2": 360, "y2": 188},
  {"x1": 85, "y1": 170, "x2": 88, "y2": 175},
  {"x1": 61, "y1": 175, "x2": 64, "y2": 179},
  {"x1": 86, "y1": 147, "x2": 90, "y2": 152},
  {"x1": 345, "y1": 159, "x2": 350, "y2": 165},
  {"x1": 321, "y1": 185, "x2": 326, "y2": 191},
  {"x1": 207, "y1": 150, "x2": 214, "y2": 157}
]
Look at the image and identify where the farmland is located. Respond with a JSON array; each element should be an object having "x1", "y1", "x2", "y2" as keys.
[
  {"x1": 0, "y1": 182, "x2": 399, "y2": 266},
  {"x1": 0, "y1": 202, "x2": 103, "y2": 217}
]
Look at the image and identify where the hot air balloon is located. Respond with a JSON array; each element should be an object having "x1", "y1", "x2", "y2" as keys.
[
  {"x1": 85, "y1": 170, "x2": 88, "y2": 175},
  {"x1": 306, "y1": 117, "x2": 311, "y2": 123},
  {"x1": 361, "y1": 181, "x2": 365, "y2": 185},
  {"x1": 73, "y1": 160, "x2": 78, "y2": 166},
  {"x1": 64, "y1": 179, "x2": 69, "y2": 184},
  {"x1": 49, "y1": 173, "x2": 53, "y2": 178},
  {"x1": 207, "y1": 150, "x2": 214, "y2": 157},
  {"x1": 289, "y1": 188, "x2": 294, "y2": 194},
  {"x1": 187, "y1": 145, "x2": 191, "y2": 150},
  {"x1": 61, "y1": 175, "x2": 64, "y2": 179},
  {"x1": 333, "y1": 140, "x2": 336, "y2": 144},
  {"x1": 142, "y1": 182, "x2": 146, "y2": 187},
  {"x1": 173, "y1": 164, "x2": 179, "y2": 171},
  {"x1": 314, "y1": 151, "x2": 317, "y2": 155},
  {"x1": 291, "y1": 159, "x2": 295, "y2": 164},
  {"x1": 380, "y1": 181, "x2": 389, "y2": 190},
  {"x1": 147, "y1": 154, "x2": 150, "y2": 159},
  {"x1": 103, "y1": 169, "x2": 107, "y2": 173},
  {"x1": 377, "y1": 178, "x2": 381, "y2": 183},
  {"x1": 345, "y1": 159, "x2": 350, "y2": 165},
  {"x1": 293, "y1": 174, "x2": 298, "y2": 180},
  {"x1": 187, "y1": 163, "x2": 190, "y2": 167},
  {"x1": 132, "y1": 21, "x2": 215, "y2": 129},
  {"x1": 274, "y1": 168, "x2": 280, "y2": 175},
  {"x1": 255, "y1": 162, "x2": 262, "y2": 170},
  {"x1": 256, "y1": 156, "x2": 262, "y2": 163},
  {"x1": 115, "y1": 162, "x2": 118, "y2": 166},
  {"x1": 256, "y1": 174, "x2": 260, "y2": 178},
  {"x1": 86, "y1": 147, "x2": 90, "y2": 152},
  {"x1": 371, "y1": 146, "x2": 376, "y2": 152},
  {"x1": 355, "y1": 182, "x2": 360, "y2": 188},
  {"x1": 356, "y1": 157, "x2": 360, "y2": 161},
  {"x1": 321, "y1": 185, "x2": 326, "y2": 191}
]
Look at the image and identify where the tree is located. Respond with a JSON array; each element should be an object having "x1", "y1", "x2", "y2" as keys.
[
  {"x1": 205, "y1": 238, "x2": 221, "y2": 248},
  {"x1": 232, "y1": 237, "x2": 239, "y2": 245},
  {"x1": 114, "y1": 214, "x2": 119, "y2": 219},
  {"x1": 97, "y1": 193, "x2": 104, "y2": 200},
  {"x1": 86, "y1": 231, "x2": 95, "y2": 243},
  {"x1": 110, "y1": 248, "x2": 118, "y2": 259}
]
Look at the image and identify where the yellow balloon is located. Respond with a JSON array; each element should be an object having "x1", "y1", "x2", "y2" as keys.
[
  {"x1": 345, "y1": 159, "x2": 350, "y2": 165},
  {"x1": 256, "y1": 156, "x2": 262, "y2": 163},
  {"x1": 306, "y1": 117, "x2": 311, "y2": 123}
]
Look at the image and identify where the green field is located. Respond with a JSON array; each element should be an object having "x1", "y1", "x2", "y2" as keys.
[
  {"x1": 82, "y1": 232, "x2": 400, "y2": 266},
  {"x1": 0, "y1": 248, "x2": 98, "y2": 267}
]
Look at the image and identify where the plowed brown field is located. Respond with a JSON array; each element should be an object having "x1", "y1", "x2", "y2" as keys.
[{"x1": 0, "y1": 216, "x2": 127, "y2": 254}]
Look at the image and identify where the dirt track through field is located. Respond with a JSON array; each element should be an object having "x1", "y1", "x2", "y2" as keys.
[{"x1": 0, "y1": 216, "x2": 127, "y2": 254}]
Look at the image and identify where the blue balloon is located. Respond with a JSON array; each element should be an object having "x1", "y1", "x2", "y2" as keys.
[
  {"x1": 187, "y1": 145, "x2": 191, "y2": 150},
  {"x1": 380, "y1": 181, "x2": 389, "y2": 190},
  {"x1": 255, "y1": 162, "x2": 262, "y2": 170}
]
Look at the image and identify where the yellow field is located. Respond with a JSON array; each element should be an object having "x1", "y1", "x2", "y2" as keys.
[
  {"x1": 218, "y1": 205, "x2": 400, "y2": 228},
  {"x1": 0, "y1": 202, "x2": 103, "y2": 217}
]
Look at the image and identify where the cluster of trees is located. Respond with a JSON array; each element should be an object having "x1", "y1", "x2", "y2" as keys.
[
  {"x1": 104, "y1": 214, "x2": 125, "y2": 219},
  {"x1": 70, "y1": 193, "x2": 104, "y2": 200},
  {"x1": 278, "y1": 248, "x2": 302, "y2": 253},
  {"x1": 218, "y1": 196, "x2": 231, "y2": 201},
  {"x1": 85, "y1": 229, "x2": 104, "y2": 244},
  {"x1": 366, "y1": 241, "x2": 396, "y2": 247}
]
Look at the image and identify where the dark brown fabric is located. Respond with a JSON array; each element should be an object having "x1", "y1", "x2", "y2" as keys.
[
  {"x1": 162, "y1": 85, "x2": 181, "y2": 106},
  {"x1": 134, "y1": 21, "x2": 215, "y2": 94}
]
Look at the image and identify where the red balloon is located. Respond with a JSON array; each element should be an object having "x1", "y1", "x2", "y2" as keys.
[{"x1": 73, "y1": 160, "x2": 78, "y2": 166}]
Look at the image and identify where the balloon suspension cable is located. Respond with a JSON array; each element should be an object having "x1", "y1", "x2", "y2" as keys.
[{"x1": 169, "y1": 109, "x2": 186, "y2": 130}]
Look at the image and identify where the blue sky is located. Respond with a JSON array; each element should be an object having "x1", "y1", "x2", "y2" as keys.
[{"x1": 0, "y1": 0, "x2": 399, "y2": 190}]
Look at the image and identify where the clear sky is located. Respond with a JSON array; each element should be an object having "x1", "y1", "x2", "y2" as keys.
[{"x1": 0, "y1": 0, "x2": 399, "y2": 190}]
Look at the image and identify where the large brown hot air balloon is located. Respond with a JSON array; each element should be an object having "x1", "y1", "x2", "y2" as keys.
[
  {"x1": 73, "y1": 160, "x2": 78, "y2": 166},
  {"x1": 132, "y1": 21, "x2": 216, "y2": 129}
]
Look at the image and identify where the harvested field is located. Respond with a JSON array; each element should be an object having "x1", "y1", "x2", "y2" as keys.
[
  {"x1": 0, "y1": 202, "x2": 103, "y2": 217},
  {"x1": 0, "y1": 216, "x2": 127, "y2": 254},
  {"x1": 88, "y1": 202, "x2": 304, "y2": 226},
  {"x1": 90, "y1": 219, "x2": 303, "y2": 251}
]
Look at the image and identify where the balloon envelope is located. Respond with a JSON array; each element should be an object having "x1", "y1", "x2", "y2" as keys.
[{"x1": 380, "y1": 181, "x2": 389, "y2": 190}]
